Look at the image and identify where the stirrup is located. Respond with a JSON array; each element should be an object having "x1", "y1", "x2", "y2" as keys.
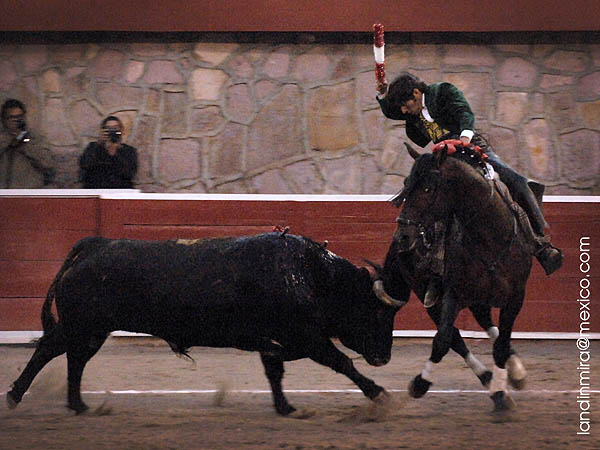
[{"x1": 535, "y1": 244, "x2": 563, "y2": 275}]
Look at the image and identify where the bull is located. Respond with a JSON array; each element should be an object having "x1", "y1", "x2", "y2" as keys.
[{"x1": 6, "y1": 232, "x2": 408, "y2": 416}]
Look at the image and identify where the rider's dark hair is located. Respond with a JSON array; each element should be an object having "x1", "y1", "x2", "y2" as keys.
[{"x1": 387, "y1": 72, "x2": 429, "y2": 108}]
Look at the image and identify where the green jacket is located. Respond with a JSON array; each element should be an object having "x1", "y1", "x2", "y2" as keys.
[{"x1": 378, "y1": 82, "x2": 475, "y2": 148}]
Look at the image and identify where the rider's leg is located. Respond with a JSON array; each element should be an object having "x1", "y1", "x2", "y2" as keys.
[{"x1": 473, "y1": 137, "x2": 563, "y2": 275}]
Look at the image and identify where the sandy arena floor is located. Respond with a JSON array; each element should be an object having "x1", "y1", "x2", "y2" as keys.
[{"x1": 0, "y1": 337, "x2": 597, "y2": 450}]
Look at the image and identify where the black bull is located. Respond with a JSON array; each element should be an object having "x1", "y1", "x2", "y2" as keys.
[{"x1": 6, "y1": 232, "x2": 408, "y2": 416}]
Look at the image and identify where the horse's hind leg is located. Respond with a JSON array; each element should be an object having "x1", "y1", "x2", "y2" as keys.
[
  {"x1": 469, "y1": 304, "x2": 499, "y2": 342},
  {"x1": 7, "y1": 326, "x2": 67, "y2": 409},
  {"x1": 490, "y1": 299, "x2": 526, "y2": 412},
  {"x1": 470, "y1": 304, "x2": 528, "y2": 390},
  {"x1": 66, "y1": 332, "x2": 109, "y2": 414}
]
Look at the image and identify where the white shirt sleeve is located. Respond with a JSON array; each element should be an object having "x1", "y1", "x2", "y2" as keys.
[{"x1": 460, "y1": 129, "x2": 474, "y2": 142}]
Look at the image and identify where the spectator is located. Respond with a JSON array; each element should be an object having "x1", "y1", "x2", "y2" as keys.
[
  {"x1": 79, "y1": 115, "x2": 138, "y2": 189},
  {"x1": 0, "y1": 99, "x2": 56, "y2": 188}
]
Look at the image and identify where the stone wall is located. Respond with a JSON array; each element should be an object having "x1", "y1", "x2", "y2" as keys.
[{"x1": 1, "y1": 39, "x2": 598, "y2": 194}]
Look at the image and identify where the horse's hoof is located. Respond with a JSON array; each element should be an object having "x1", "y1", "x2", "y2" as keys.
[
  {"x1": 508, "y1": 376, "x2": 526, "y2": 390},
  {"x1": 478, "y1": 370, "x2": 493, "y2": 387},
  {"x1": 6, "y1": 391, "x2": 19, "y2": 410},
  {"x1": 506, "y1": 355, "x2": 527, "y2": 390},
  {"x1": 408, "y1": 374, "x2": 432, "y2": 399},
  {"x1": 490, "y1": 391, "x2": 516, "y2": 413}
]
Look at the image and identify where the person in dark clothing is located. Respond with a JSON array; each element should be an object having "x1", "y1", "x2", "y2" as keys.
[
  {"x1": 79, "y1": 115, "x2": 138, "y2": 189},
  {"x1": 1, "y1": 99, "x2": 56, "y2": 188},
  {"x1": 377, "y1": 72, "x2": 562, "y2": 305}
]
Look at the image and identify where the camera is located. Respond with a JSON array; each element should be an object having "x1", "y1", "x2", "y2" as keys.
[
  {"x1": 107, "y1": 129, "x2": 122, "y2": 143},
  {"x1": 15, "y1": 119, "x2": 30, "y2": 143}
]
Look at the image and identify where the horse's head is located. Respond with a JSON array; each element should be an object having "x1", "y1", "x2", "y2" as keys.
[{"x1": 391, "y1": 145, "x2": 453, "y2": 252}]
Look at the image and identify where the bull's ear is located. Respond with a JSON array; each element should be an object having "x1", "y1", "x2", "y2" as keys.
[
  {"x1": 363, "y1": 259, "x2": 382, "y2": 280},
  {"x1": 359, "y1": 266, "x2": 373, "y2": 282}
]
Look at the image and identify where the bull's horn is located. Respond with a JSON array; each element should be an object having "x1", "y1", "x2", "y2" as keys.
[
  {"x1": 405, "y1": 142, "x2": 421, "y2": 160},
  {"x1": 373, "y1": 280, "x2": 407, "y2": 309}
]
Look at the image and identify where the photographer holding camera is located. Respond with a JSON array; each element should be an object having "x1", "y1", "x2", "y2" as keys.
[
  {"x1": 79, "y1": 115, "x2": 138, "y2": 189},
  {"x1": 1, "y1": 99, "x2": 56, "y2": 188}
]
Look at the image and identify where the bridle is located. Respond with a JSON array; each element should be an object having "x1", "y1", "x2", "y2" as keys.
[
  {"x1": 395, "y1": 169, "x2": 442, "y2": 251},
  {"x1": 396, "y1": 215, "x2": 433, "y2": 250}
]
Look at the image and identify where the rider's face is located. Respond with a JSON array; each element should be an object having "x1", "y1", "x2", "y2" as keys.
[{"x1": 400, "y1": 89, "x2": 423, "y2": 116}]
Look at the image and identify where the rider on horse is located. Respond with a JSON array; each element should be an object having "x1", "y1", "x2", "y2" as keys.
[{"x1": 376, "y1": 72, "x2": 563, "y2": 306}]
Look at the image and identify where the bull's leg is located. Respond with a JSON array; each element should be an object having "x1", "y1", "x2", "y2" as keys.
[
  {"x1": 306, "y1": 339, "x2": 386, "y2": 402},
  {"x1": 259, "y1": 351, "x2": 295, "y2": 416},
  {"x1": 238, "y1": 337, "x2": 303, "y2": 416},
  {"x1": 66, "y1": 333, "x2": 108, "y2": 414},
  {"x1": 7, "y1": 326, "x2": 67, "y2": 409},
  {"x1": 409, "y1": 291, "x2": 458, "y2": 398},
  {"x1": 428, "y1": 305, "x2": 492, "y2": 388},
  {"x1": 490, "y1": 299, "x2": 524, "y2": 412}
]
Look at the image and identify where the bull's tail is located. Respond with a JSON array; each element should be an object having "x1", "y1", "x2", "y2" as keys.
[{"x1": 41, "y1": 237, "x2": 104, "y2": 334}]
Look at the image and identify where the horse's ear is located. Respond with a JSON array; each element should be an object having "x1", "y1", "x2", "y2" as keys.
[
  {"x1": 435, "y1": 145, "x2": 448, "y2": 167},
  {"x1": 405, "y1": 142, "x2": 421, "y2": 160}
]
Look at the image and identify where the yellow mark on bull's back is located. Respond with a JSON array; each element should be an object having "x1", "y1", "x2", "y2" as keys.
[{"x1": 176, "y1": 238, "x2": 201, "y2": 246}]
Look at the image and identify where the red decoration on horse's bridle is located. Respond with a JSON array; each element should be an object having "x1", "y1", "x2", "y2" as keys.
[{"x1": 432, "y1": 139, "x2": 487, "y2": 160}]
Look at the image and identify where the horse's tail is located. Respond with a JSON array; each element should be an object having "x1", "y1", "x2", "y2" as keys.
[{"x1": 41, "y1": 237, "x2": 104, "y2": 334}]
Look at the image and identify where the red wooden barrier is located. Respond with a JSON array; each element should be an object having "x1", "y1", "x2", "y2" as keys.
[
  {"x1": 1, "y1": 0, "x2": 598, "y2": 32},
  {"x1": 0, "y1": 193, "x2": 598, "y2": 336}
]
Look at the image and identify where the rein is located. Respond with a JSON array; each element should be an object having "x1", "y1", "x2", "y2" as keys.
[{"x1": 396, "y1": 216, "x2": 433, "y2": 249}]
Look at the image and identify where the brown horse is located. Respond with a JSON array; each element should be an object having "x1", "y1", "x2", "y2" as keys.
[{"x1": 384, "y1": 144, "x2": 531, "y2": 411}]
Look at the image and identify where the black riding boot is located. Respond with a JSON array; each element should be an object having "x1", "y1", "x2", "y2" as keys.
[{"x1": 478, "y1": 144, "x2": 563, "y2": 275}]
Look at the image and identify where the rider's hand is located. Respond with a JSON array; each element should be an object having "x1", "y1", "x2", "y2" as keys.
[
  {"x1": 376, "y1": 80, "x2": 388, "y2": 97},
  {"x1": 460, "y1": 136, "x2": 471, "y2": 146}
]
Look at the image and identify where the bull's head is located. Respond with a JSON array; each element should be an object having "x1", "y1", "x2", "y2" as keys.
[{"x1": 337, "y1": 266, "x2": 408, "y2": 367}]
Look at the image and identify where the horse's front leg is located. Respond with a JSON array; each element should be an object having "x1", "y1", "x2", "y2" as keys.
[
  {"x1": 409, "y1": 290, "x2": 458, "y2": 398},
  {"x1": 428, "y1": 304, "x2": 493, "y2": 388}
]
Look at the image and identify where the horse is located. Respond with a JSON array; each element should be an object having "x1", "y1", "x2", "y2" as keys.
[{"x1": 383, "y1": 142, "x2": 531, "y2": 412}]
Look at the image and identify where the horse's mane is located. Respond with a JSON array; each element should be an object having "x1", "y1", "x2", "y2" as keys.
[{"x1": 390, "y1": 146, "x2": 490, "y2": 207}]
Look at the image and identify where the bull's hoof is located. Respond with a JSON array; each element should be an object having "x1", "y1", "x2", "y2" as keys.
[
  {"x1": 68, "y1": 402, "x2": 89, "y2": 415},
  {"x1": 490, "y1": 391, "x2": 516, "y2": 413},
  {"x1": 6, "y1": 390, "x2": 20, "y2": 410},
  {"x1": 288, "y1": 408, "x2": 316, "y2": 419},
  {"x1": 478, "y1": 370, "x2": 493, "y2": 387},
  {"x1": 275, "y1": 403, "x2": 296, "y2": 416},
  {"x1": 408, "y1": 374, "x2": 432, "y2": 399},
  {"x1": 373, "y1": 389, "x2": 391, "y2": 405}
]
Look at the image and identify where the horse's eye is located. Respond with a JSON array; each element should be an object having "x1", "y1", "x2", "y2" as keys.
[{"x1": 424, "y1": 187, "x2": 431, "y2": 193}]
